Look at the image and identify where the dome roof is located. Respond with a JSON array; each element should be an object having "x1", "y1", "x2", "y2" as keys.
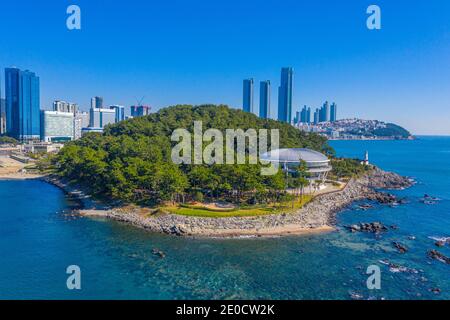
[{"x1": 260, "y1": 148, "x2": 329, "y2": 163}]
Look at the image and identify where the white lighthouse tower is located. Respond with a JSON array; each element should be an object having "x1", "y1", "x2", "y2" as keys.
[{"x1": 362, "y1": 151, "x2": 370, "y2": 165}]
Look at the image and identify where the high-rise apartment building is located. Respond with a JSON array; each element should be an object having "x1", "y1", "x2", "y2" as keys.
[
  {"x1": 259, "y1": 80, "x2": 270, "y2": 119},
  {"x1": 5, "y1": 68, "x2": 41, "y2": 141},
  {"x1": 277, "y1": 67, "x2": 293, "y2": 123}
]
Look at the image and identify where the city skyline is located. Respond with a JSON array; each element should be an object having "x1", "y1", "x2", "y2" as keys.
[{"x1": 0, "y1": 0, "x2": 449, "y2": 134}]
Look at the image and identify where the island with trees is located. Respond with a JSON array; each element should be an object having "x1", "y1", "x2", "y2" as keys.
[{"x1": 42, "y1": 104, "x2": 412, "y2": 237}]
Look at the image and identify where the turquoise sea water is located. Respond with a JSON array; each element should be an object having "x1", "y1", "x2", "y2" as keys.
[{"x1": 0, "y1": 136, "x2": 449, "y2": 300}]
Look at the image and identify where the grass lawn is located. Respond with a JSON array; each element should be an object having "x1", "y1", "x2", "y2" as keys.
[{"x1": 162, "y1": 195, "x2": 313, "y2": 218}]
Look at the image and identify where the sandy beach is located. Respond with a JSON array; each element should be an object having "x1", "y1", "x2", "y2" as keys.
[{"x1": 0, "y1": 156, "x2": 45, "y2": 180}]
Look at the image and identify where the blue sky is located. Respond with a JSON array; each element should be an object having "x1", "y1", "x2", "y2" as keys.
[{"x1": 0, "y1": 0, "x2": 449, "y2": 134}]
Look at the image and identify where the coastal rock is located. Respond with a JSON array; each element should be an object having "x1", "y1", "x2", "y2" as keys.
[
  {"x1": 347, "y1": 222, "x2": 388, "y2": 234},
  {"x1": 427, "y1": 250, "x2": 450, "y2": 264},
  {"x1": 358, "y1": 203, "x2": 374, "y2": 210},
  {"x1": 169, "y1": 225, "x2": 185, "y2": 236},
  {"x1": 349, "y1": 224, "x2": 361, "y2": 232},
  {"x1": 435, "y1": 241, "x2": 446, "y2": 247},
  {"x1": 429, "y1": 236, "x2": 450, "y2": 247},
  {"x1": 367, "y1": 168, "x2": 414, "y2": 190},
  {"x1": 152, "y1": 249, "x2": 166, "y2": 258},
  {"x1": 393, "y1": 242, "x2": 408, "y2": 254},
  {"x1": 429, "y1": 288, "x2": 441, "y2": 295},
  {"x1": 349, "y1": 292, "x2": 364, "y2": 300},
  {"x1": 379, "y1": 260, "x2": 418, "y2": 274},
  {"x1": 366, "y1": 192, "x2": 397, "y2": 204}
]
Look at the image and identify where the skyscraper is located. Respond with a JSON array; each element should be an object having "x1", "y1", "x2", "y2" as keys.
[
  {"x1": 330, "y1": 102, "x2": 337, "y2": 122},
  {"x1": 295, "y1": 111, "x2": 300, "y2": 124},
  {"x1": 314, "y1": 108, "x2": 319, "y2": 124},
  {"x1": 299, "y1": 105, "x2": 311, "y2": 124},
  {"x1": 243, "y1": 78, "x2": 254, "y2": 113},
  {"x1": 323, "y1": 101, "x2": 330, "y2": 122},
  {"x1": 278, "y1": 67, "x2": 293, "y2": 123},
  {"x1": 5, "y1": 68, "x2": 41, "y2": 141},
  {"x1": 318, "y1": 101, "x2": 330, "y2": 123},
  {"x1": 259, "y1": 80, "x2": 270, "y2": 119}
]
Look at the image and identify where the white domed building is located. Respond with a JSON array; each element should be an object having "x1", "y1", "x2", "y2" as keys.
[{"x1": 260, "y1": 148, "x2": 332, "y2": 184}]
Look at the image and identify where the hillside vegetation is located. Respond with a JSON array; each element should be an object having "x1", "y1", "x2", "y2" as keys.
[{"x1": 373, "y1": 123, "x2": 411, "y2": 138}]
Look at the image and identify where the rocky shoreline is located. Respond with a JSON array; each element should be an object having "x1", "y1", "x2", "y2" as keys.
[{"x1": 55, "y1": 166, "x2": 413, "y2": 238}]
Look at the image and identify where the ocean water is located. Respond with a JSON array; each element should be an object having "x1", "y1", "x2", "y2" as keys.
[{"x1": 0, "y1": 136, "x2": 449, "y2": 300}]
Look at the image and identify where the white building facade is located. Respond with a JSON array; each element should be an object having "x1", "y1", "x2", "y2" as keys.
[{"x1": 41, "y1": 111, "x2": 74, "y2": 142}]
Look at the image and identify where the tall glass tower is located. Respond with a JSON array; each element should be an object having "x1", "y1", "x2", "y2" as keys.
[
  {"x1": 5, "y1": 68, "x2": 40, "y2": 141},
  {"x1": 243, "y1": 78, "x2": 254, "y2": 113},
  {"x1": 330, "y1": 102, "x2": 337, "y2": 122},
  {"x1": 277, "y1": 67, "x2": 293, "y2": 123},
  {"x1": 259, "y1": 80, "x2": 270, "y2": 119}
]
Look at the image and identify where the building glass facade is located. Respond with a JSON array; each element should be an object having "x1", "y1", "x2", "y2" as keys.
[
  {"x1": 243, "y1": 78, "x2": 254, "y2": 113},
  {"x1": 5, "y1": 68, "x2": 41, "y2": 141},
  {"x1": 259, "y1": 80, "x2": 270, "y2": 119},
  {"x1": 330, "y1": 102, "x2": 337, "y2": 122},
  {"x1": 277, "y1": 67, "x2": 293, "y2": 123}
]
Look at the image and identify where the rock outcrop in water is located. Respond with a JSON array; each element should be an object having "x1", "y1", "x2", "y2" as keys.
[
  {"x1": 367, "y1": 168, "x2": 414, "y2": 190},
  {"x1": 347, "y1": 222, "x2": 388, "y2": 234},
  {"x1": 393, "y1": 242, "x2": 409, "y2": 254},
  {"x1": 427, "y1": 250, "x2": 450, "y2": 264},
  {"x1": 71, "y1": 167, "x2": 413, "y2": 238}
]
